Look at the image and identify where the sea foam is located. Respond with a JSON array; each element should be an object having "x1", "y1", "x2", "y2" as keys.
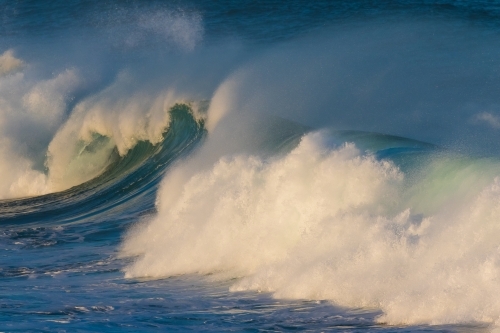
[{"x1": 122, "y1": 127, "x2": 500, "y2": 328}]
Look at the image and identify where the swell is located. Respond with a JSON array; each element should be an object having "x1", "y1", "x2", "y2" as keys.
[{"x1": 0, "y1": 103, "x2": 205, "y2": 226}]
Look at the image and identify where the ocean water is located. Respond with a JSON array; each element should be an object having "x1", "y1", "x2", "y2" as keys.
[{"x1": 3, "y1": 1, "x2": 500, "y2": 332}]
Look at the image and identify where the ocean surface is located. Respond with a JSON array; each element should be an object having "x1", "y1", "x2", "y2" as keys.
[{"x1": 3, "y1": 1, "x2": 500, "y2": 332}]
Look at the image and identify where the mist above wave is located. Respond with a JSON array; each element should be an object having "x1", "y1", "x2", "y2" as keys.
[{"x1": 4, "y1": 13, "x2": 500, "y2": 198}]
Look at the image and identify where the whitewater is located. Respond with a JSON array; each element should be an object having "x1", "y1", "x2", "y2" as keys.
[{"x1": 3, "y1": 1, "x2": 500, "y2": 332}]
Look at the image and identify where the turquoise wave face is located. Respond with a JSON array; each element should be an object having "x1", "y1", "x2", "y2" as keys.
[{"x1": 0, "y1": 103, "x2": 206, "y2": 226}]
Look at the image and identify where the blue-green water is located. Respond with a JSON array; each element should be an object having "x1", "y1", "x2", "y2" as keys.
[{"x1": 3, "y1": 1, "x2": 500, "y2": 332}]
